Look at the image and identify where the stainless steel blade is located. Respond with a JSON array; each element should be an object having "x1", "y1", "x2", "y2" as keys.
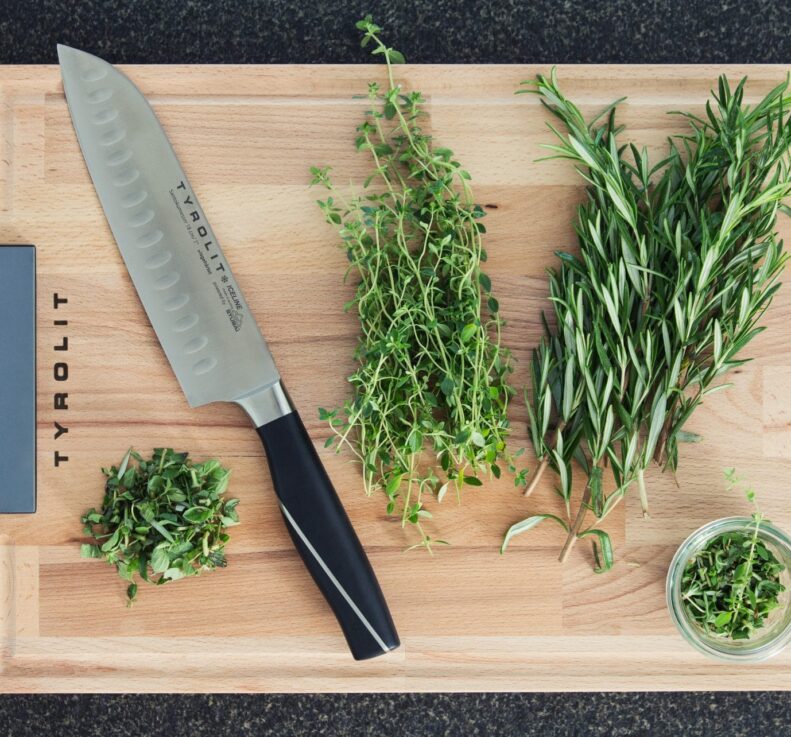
[{"x1": 58, "y1": 44, "x2": 280, "y2": 409}]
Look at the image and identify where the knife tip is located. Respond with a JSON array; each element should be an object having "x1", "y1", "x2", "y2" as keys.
[
  {"x1": 56, "y1": 43, "x2": 95, "y2": 66},
  {"x1": 56, "y1": 43, "x2": 74, "y2": 65}
]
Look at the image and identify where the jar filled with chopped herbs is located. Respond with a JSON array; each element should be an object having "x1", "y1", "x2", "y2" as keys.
[{"x1": 667, "y1": 474, "x2": 791, "y2": 662}]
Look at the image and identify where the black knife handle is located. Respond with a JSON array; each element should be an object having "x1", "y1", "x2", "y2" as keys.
[{"x1": 257, "y1": 411, "x2": 400, "y2": 660}]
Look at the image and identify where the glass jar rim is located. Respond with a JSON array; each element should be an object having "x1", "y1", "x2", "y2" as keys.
[{"x1": 666, "y1": 516, "x2": 791, "y2": 663}]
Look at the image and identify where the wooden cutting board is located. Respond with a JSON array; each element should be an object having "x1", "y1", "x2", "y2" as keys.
[{"x1": 2, "y1": 63, "x2": 791, "y2": 693}]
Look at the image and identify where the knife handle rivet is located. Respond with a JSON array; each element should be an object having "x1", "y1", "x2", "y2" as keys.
[
  {"x1": 112, "y1": 168, "x2": 140, "y2": 187},
  {"x1": 130, "y1": 208, "x2": 155, "y2": 228},
  {"x1": 153, "y1": 272, "x2": 180, "y2": 290},
  {"x1": 145, "y1": 251, "x2": 172, "y2": 270},
  {"x1": 136, "y1": 230, "x2": 163, "y2": 249},
  {"x1": 163, "y1": 293, "x2": 190, "y2": 311},
  {"x1": 173, "y1": 313, "x2": 199, "y2": 332},
  {"x1": 87, "y1": 87, "x2": 113, "y2": 104},
  {"x1": 92, "y1": 108, "x2": 119, "y2": 125},
  {"x1": 183, "y1": 335, "x2": 209, "y2": 354},
  {"x1": 107, "y1": 149, "x2": 133, "y2": 168},
  {"x1": 80, "y1": 66, "x2": 108, "y2": 83},
  {"x1": 192, "y1": 357, "x2": 217, "y2": 376}
]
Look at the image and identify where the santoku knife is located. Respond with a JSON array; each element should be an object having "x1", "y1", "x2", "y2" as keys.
[{"x1": 58, "y1": 45, "x2": 399, "y2": 660}]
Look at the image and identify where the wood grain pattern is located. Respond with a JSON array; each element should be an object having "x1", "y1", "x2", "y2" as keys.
[{"x1": 2, "y1": 64, "x2": 791, "y2": 692}]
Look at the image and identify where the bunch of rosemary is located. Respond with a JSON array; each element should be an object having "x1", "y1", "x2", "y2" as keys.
[
  {"x1": 312, "y1": 18, "x2": 520, "y2": 549},
  {"x1": 503, "y1": 71, "x2": 791, "y2": 570}
]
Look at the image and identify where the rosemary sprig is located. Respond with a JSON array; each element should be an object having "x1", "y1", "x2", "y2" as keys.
[
  {"x1": 504, "y1": 70, "x2": 791, "y2": 570},
  {"x1": 312, "y1": 17, "x2": 523, "y2": 549}
]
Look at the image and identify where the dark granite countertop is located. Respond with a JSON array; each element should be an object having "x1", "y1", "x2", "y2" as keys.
[
  {"x1": 3, "y1": 0, "x2": 791, "y2": 64},
  {"x1": 1, "y1": 692, "x2": 790, "y2": 736},
  {"x1": 1, "y1": 0, "x2": 790, "y2": 734}
]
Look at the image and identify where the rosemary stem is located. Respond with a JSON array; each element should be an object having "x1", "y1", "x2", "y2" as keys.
[
  {"x1": 559, "y1": 483, "x2": 592, "y2": 563},
  {"x1": 524, "y1": 457, "x2": 548, "y2": 497},
  {"x1": 524, "y1": 420, "x2": 566, "y2": 497},
  {"x1": 637, "y1": 468, "x2": 649, "y2": 518}
]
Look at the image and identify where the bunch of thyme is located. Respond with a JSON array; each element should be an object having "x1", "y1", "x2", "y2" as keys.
[
  {"x1": 312, "y1": 18, "x2": 521, "y2": 549},
  {"x1": 503, "y1": 71, "x2": 791, "y2": 570}
]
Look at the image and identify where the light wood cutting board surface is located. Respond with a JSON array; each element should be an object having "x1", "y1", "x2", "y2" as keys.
[{"x1": 2, "y1": 63, "x2": 791, "y2": 692}]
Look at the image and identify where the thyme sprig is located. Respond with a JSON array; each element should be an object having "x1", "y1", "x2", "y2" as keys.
[
  {"x1": 504, "y1": 71, "x2": 791, "y2": 570},
  {"x1": 312, "y1": 18, "x2": 522, "y2": 549}
]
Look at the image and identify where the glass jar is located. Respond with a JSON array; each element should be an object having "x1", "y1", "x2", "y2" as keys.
[{"x1": 666, "y1": 516, "x2": 791, "y2": 662}]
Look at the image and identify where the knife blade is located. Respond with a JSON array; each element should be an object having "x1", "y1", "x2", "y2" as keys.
[{"x1": 58, "y1": 44, "x2": 399, "y2": 660}]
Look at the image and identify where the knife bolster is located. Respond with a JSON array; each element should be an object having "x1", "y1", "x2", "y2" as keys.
[{"x1": 235, "y1": 380, "x2": 293, "y2": 427}]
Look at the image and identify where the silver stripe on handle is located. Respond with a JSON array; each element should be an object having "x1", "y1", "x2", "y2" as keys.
[{"x1": 278, "y1": 502, "x2": 390, "y2": 655}]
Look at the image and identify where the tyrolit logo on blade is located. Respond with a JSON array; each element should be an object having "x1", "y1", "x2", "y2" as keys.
[{"x1": 169, "y1": 179, "x2": 246, "y2": 333}]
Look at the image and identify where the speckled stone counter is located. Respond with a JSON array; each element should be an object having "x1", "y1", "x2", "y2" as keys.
[
  {"x1": 0, "y1": 692, "x2": 790, "y2": 736},
  {"x1": 3, "y1": 0, "x2": 791, "y2": 64},
  {"x1": 1, "y1": 0, "x2": 790, "y2": 734}
]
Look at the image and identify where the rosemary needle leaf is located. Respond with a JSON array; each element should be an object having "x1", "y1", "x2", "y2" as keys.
[
  {"x1": 579, "y1": 529, "x2": 614, "y2": 573},
  {"x1": 500, "y1": 514, "x2": 569, "y2": 554}
]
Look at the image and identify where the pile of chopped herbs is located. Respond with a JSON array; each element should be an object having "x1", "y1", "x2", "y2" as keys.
[
  {"x1": 81, "y1": 448, "x2": 239, "y2": 604},
  {"x1": 681, "y1": 471, "x2": 787, "y2": 639},
  {"x1": 503, "y1": 71, "x2": 791, "y2": 570},
  {"x1": 312, "y1": 17, "x2": 522, "y2": 549}
]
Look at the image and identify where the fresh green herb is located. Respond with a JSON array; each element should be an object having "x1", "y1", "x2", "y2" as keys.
[
  {"x1": 504, "y1": 70, "x2": 791, "y2": 570},
  {"x1": 681, "y1": 471, "x2": 786, "y2": 639},
  {"x1": 311, "y1": 17, "x2": 522, "y2": 549},
  {"x1": 81, "y1": 448, "x2": 239, "y2": 604}
]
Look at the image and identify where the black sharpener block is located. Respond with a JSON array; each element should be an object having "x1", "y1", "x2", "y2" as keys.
[{"x1": 0, "y1": 245, "x2": 36, "y2": 513}]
